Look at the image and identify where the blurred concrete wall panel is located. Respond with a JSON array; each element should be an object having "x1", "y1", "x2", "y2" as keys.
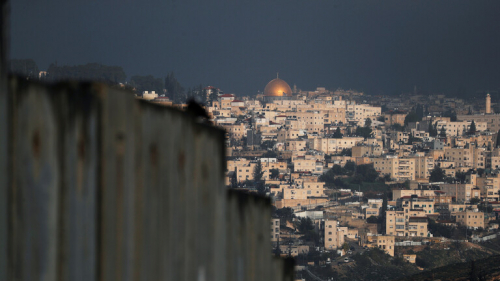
[{"x1": 4, "y1": 77, "x2": 294, "y2": 281}]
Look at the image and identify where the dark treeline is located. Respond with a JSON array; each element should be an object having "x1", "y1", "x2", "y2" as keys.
[
  {"x1": 8, "y1": 59, "x2": 213, "y2": 105},
  {"x1": 46, "y1": 63, "x2": 127, "y2": 84},
  {"x1": 10, "y1": 59, "x2": 39, "y2": 79}
]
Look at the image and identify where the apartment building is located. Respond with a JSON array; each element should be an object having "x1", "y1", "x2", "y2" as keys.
[
  {"x1": 221, "y1": 123, "x2": 247, "y2": 140},
  {"x1": 285, "y1": 139, "x2": 307, "y2": 151},
  {"x1": 437, "y1": 183, "x2": 478, "y2": 203},
  {"x1": 324, "y1": 220, "x2": 345, "y2": 250},
  {"x1": 398, "y1": 196, "x2": 436, "y2": 215},
  {"x1": 384, "y1": 112, "x2": 406, "y2": 126},
  {"x1": 303, "y1": 181, "x2": 326, "y2": 196},
  {"x1": 392, "y1": 189, "x2": 437, "y2": 200},
  {"x1": 346, "y1": 101, "x2": 382, "y2": 124},
  {"x1": 364, "y1": 199, "x2": 383, "y2": 218},
  {"x1": 271, "y1": 218, "x2": 280, "y2": 244},
  {"x1": 444, "y1": 146, "x2": 486, "y2": 170},
  {"x1": 261, "y1": 158, "x2": 288, "y2": 173},
  {"x1": 411, "y1": 155, "x2": 435, "y2": 180},
  {"x1": 322, "y1": 107, "x2": 346, "y2": 124},
  {"x1": 375, "y1": 235, "x2": 395, "y2": 257},
  {"x1": 276, "y1": 185, "x2": 329, "y2": 208},
  {"x1": 292, "y1": 156, "x2": 323, "y2": 174},
  {"x1": 312, "y1": 137, "x2": 364, "y2": 154},
  {"x1": 277, "y1": 129, "x2": 304, "y2": 143},
  {"x1": 352, "y1": 145, "x2": 383, "y2": 157},
  {"x1": 457, "y1": 113, "x2": 500, "y2": 132},
  {"x1": 373, "y1": 156, "x2": 415, "y2": 181},
  {"x1": 435, "y1": 120, "x2": 487, "y2": 137},
  {"x1": 227, "y1": 159, "x2": 270, "y2": 182},
  {"x1": 285, "y1": 111, "x2": 324, "y2": 133},
  {"x1": 282, "y1": 185, "x2": 308, "y2": 200},
  {"x1": 455, "y1": 210, "x2": 485, "y2": 229},
  {"x1": 472, "y1": 173, "x2": 500, "y2": 202},
  {"x1": 278, "y1": 245, "x2": 309, "y2": 257},
  {"x1": 386, "y1": 208, "x2": 428, "y2": 237}
]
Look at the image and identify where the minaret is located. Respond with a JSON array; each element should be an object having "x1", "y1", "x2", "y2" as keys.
[{"x1": 486, "y1": 93, "x2": 491, "y2": 114}]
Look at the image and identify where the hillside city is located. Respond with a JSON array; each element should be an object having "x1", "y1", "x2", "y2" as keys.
[
  {"x1": 10, "y1": 58, "x2": 500, "y2": 279},
  {"x1": 135, "y1": 76, "x2": 500, "y2": 280}
]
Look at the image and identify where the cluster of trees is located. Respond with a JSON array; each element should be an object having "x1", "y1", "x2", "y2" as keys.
[
  {"x1": 319, "y1": 162, "x2": 380, "y2": 187},
  {"x1": 355, "y1": 118, "x2": 373, "y2": 139},
  {"x1": 130, "y1": 75, "x2": 164, "y2": 94},
  {"x1": 253, "y1": 161, "x2": 265, "y2": 195},
  {"x1": 331, "y1": 148, "x2": 351, "y2": 156},
  {"x1": 164, "y1": 72, "x2": 186, "y2": 103},
  {"x1": 429, "y1": 166, "x2": 486, "y2": 183},
  {"x1": 429, "y1": 166, "x2": 449, "y2": 182},
  {"x1": 428, "y1": 121, "x2": 439, "y2": 137},
  {"x1": 10, "y1": 59, "x2": 39, "y2": 79},
  {"x1": 332, "y1": 127, "x2": 343, "y2": 138},
  {"x1": 404, "y1": 104, "x2": 426, "y2": 126},
  {"x1": 9, "y1": 59, "x2": 212, "y2": 105},
  {"x1": 295, "y1": 217, "x2": 319, "y2": 243},
  {"x1": 46, "y1": 63, "x2": 127, "y2": 83},
  {"x1": 427, "y1": 219, "x2": 468, "y2": 239}
]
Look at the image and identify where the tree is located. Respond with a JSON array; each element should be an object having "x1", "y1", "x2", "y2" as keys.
[
  {"x1": 9, "y1": 59, "x2": 39, "y2": 79},
  {"x1": 262, "y1": 151, "x2": 278, "y2": 158},
  {"x1": 455, "y1": 171, "x2": 467, "y2": 183},
  {"x1": 496, "y1": 130, "x2": 500, "y2": 148},
  {"x1": 470, "y1": 198, "x2": 480, "y2": 205},
  {"x1": 333, "y1": 127, "x2": 343, "y2": 138},
  {"x1": 339, "y1": 148, "x2": 352, "y2": 156},
  {"x1": 355, "y1": 126, "x2": 372, "y2": 139},
  {"x1": 342, "y1": 242, "x2": 350, "y2": 252},
  {"x1": 344, "y1": 161, "x2": 356, "y2": 173},
  {"x1": 253, "y1": 161, "x2": 264, "y2": 182},
  {"x1": 407, "y1": 132, "x2": 414, "y2": 145},
  {"x1": 261, "y1": 140, "x2": 276, "y2": 150},
  {"x1": 381, "y1": 194, "x2": 388, "y2": 232},
  {"x1": 364, "y1": 118, "x2": 372, "y2": 128},
  {"x1": 415, "y1": 104, "x2": 425, "y2": 120},
  {"x1": 270, "y1": 168, "x2": 280, "y2": 179},
  {"x1": 230, "y1": 172, "x2": 237, "y2": 188},
  {"x1": 439, "y1": 126, "x2": 447, "y2": 137},
  {"x1": 130, "y1": 75, "x2": 164, "y2": 94},
  {"x1": 390, "y1": 124, "x2": 405, "y2": 132},
  {"x1": 46, "y1": 63, "x2": 126, "y2": 83},
  {"x1": 429, "y1": 166, "x2": 446, "y2": 182},
  {"x1": 319, "y1": 169, "x2": 336, "y2": 185},
  {"x1": 252, "y1": 160, "x2": 266, "y2": 195},
  {"x1": 275, "y1": 207, "x2": 294, "y2": 220},
  {"x1": 206, "y1": 87, "x2": 219, "y2": 105},
  {"x1": 428, "y1": 121, "x2": 438, "y2": 137},
  {"x1": 296, "y1": 217, "x2": 315, "y2": 234},
  {"x1": 443, "y1": 109, "x2": 457, "y2": 121},
  {"x1": 404, "y1": 111, "x2": 420, "y2": 126},
  {"x1": 477, "y1": 168, "x2": 485, "y2": 177},
  {"x1": 468, "y1": 120, "x2": 477, "y2": 135},
  {"x1": 355, "y1": 164, "x2": 379, "y2": 182},
  {"x1": 165, "y1": 72, "x2": 185, "y2": 103}
]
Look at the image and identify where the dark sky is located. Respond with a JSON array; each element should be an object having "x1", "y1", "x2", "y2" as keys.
[{"x1": 10, "y1": 0, "x2": 500, "y2": 96}]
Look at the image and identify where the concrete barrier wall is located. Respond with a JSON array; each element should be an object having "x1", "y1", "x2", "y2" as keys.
[
  {"x1": 4, "y1": 77, "x2": 294, "y2": 281},
  {"x1": 471, "y1": 233, "x2": 498, "y2": 243}
]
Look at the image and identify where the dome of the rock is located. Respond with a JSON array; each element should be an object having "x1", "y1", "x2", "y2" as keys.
[{"x1": 264, "y1": 78, "x2": 292, "y2": 97}]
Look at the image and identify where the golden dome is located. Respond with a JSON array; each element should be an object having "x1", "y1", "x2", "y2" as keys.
[{"x1": 264, "y1": 78, "x2": 292, "y2": 97}]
